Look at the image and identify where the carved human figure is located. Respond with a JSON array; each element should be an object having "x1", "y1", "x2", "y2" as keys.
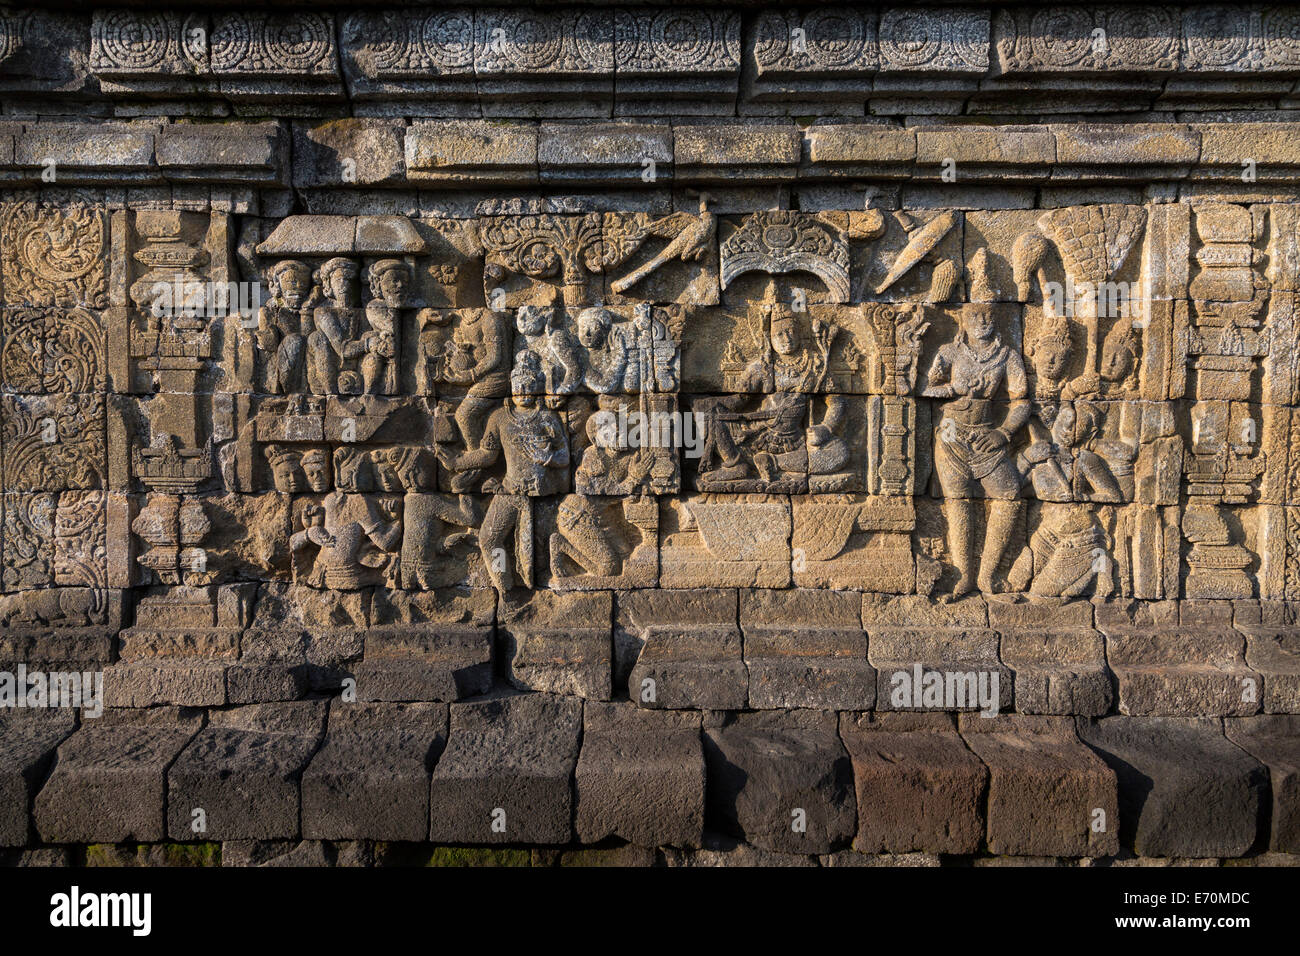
[
  {"x1": 1071, "y1": 402, "x2": 1135, "y2": 501},
  {"x1": 257, "y1": 260, "x2": 316, "y2": 394},
  {"x1": 363, "y1": 259, "x2": 411, "y2": 395},
  {"x1": 289, "y1": 504, "x2": 332, "y2": 588},
  {"x1": 1096, "y1": 320, "x2": 1141, "y2": 397},
  {"x1": 1024, "y1": 314, "x2": 1072, "y2": 401},
  {"x1": 1018, "y1": 402, "x2": 1077, "y2": 502},
  {"x1": 415, "y1": 309, "x2": 450, "y2": 397},
  {"x1": 334, "y1": 445, "x2": 373, "y2": 493},
  {"x1": 439, "y1": 309, "x2": 512, "y2": 485},
  {"x1": 436, "y1": 351, "x2": 569, "y2": 593},
  {"x1": 308, "y1": 258, "x2": 391, "y2": 396},
  {"x1": 697, "y1": 309, "x2": 846, "y2": 489},
  {"x1": 574, "y1": 307, "x2": 631, "y2": 393},
  {"x1": 1006, "y1": 505, "x2": 1111, "y2": 600},
  {"x1": 300, "y1": 448, "x2": 332, "y2": 493},
  {"x1": 290, "y1": 449, "x2": 402, "y2": 590},
  {"x1": 629, "y1": 303, "x2": 680, "y2": 393},
  {"x1": 923, "y1": 304, "x2": 1029, "y2": 597},
  {"x1": 1020, "y1": 314, "x2": 1075, "y2": 500},
  {"x1": 573, "y1": 305, "x2": 679, "y2": 394},
  {"x1": 265, "y1": 444, "x2": 303, "y2": 493},
  {"x1": 380, "y1": 446, "x2": 481, "y2": 590},
  {"x1": 516, "y1": 305, "x2": 581, "y2": 395},
  {"x1": 576, "y1": 410, "x2": 652, "y2": 494}
]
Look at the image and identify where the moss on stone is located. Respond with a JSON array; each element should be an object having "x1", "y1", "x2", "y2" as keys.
[{"x1": 424, "y1": 846, "x2": 532, "y2": 867}]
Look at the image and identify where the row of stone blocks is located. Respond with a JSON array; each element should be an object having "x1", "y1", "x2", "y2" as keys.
[
  {"x1": 105, "y1": 599, "x2": 1300, "y2": 718},
  {"x1": 2, "y1": 696, "x2": 1296, "y2": 859}
]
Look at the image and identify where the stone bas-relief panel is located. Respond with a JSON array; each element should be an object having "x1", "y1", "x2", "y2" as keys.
[
  {"x1": 1, "y1": 190, "x2": 1298, "y2": 677},
  {"x1": 13, "y1": 6, "x2": 1300, "y2": 874}
]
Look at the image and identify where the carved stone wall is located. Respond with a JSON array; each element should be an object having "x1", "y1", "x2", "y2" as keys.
[{"x1": 1, "y1": 4, "x2": 1299, "y2": 869}]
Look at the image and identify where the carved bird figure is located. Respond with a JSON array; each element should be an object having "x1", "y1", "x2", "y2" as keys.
[{"x1": 611, "y1": 193, "x2": 716, "y2": 294}]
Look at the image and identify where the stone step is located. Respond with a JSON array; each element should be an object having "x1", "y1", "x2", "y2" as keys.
[
  {"x1": 0, "y1": 711, "x2": 78, "y2": 847},
  {"x1": 840, "y1": 712, "x2": 986, "y2": 855},
  {"x1": 703, "y1": 709, "x2": 857, "y2": 855},
  {"x1": 301, "y1": 701, "x2": 447, "y2": 842},
  {"x1": 34, "y1": 707, "x2": 202, "y2": 844},
  {"x1": 574, "y1": 702, "x2": 704, "y2": 849},
  {"x1": 2, "y1": 698, "x2": 1297, "y2": 858},
  {"x1": 166, "y1": 701, "x2": 327, "y2": 842},
  {"x1": 1076, "y1": 716, "x2": 1269, "y2": 858},
  {"x1": 959, "y1": 714, "x2": 1119, "y2": 858},
  {"x1": 428, "y1": 693, "x2": 583, "y2": 846}
]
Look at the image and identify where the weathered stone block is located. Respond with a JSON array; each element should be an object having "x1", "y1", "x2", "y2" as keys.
[
  {"x1": 167, "y1": 701, "x2": 326, "y2": 841},
  {"x1": 1107, "y1": 631, "x2": 1259, "y2": 717},
  {"x1": 960, "y1": 714, "x2": 1119, "y2": 857},
  {"x1": 539, "y1": 123, "x2": 672, "y2": 185},
  {"x1": 742, "y1": 588, "x2": 872, "y2": 710},
  {"x1": 302, "y1": 701, "x2": 447, "y2": 842},
  {"x1": 1078, "y1": 716, "x2": 1267, "y2": 858},
  {"x1": 917, "y1": 126, "x2": 1055, "y2": 170},
  {"x1": 840, "y1": 712, "x2": 986, "y2": 855},
  {"x1": 575, "y1": 703, "x2": 704, "y2": 848},
  {"x1": 614, "y1": 587, "x2": 736, "y2": 689},
  {"x1": 1000, "y1": 628, "x2": 1112, "y2": 716},
  {"x1": 499, "y1": 591, "x2": 612, "y2": 700},
  {"x1": 629, "y1": 624, "x2": 747, "y2": 710},
  {"x1": 1223, "y1": 715, "x2": 1300, "y2": 854},
  {"x1": 293, "y1": 119, "x2": 406, "y2": 188},
  {"x1": 102, "y1": 659, "x2": 228, "y2": 708},
  {"x1": 0, "y1": 711, "x2": 77, "y2": 847},
  {"x1": 744, "y1": 627, "x2": 874, "y2": 711},
  {"x1": 34, "y1": 708, "x2": 201, "y2": 843},
  {"x1": 704, "y1": 710, "x2": 856, "y2": 854},
  {"x1": 225, "y1": 661, "x2": 307, "y2": 704},
  {"x1": 428, "y1": 694, "x2": 582, "y2": 845},
  {"x1": 355, "y1": 624, "x2": 493, "y2": 702},
  {"x1": 1052, "y1": 123, "x2": 1200, "y2": 171},
  {"x1": 869, "y1": 627, "x2": 1012, "y2": 714},
  {"x1": 156, "y1": 122, "x2": 287, "y2": 184},
  {"x1": 1244, "y1": 632, "x2": 1300, "y2": 713},
  {"x1": 804, "y1": 126, "x2": 916, "y2": 177},
  {"x1": 16, "y1": 124, "x2": 156, "y2": 179},
  {"x1": 674, "y1": 124, "x2": 800, "y2": 182},
  {"x1": 406, "y1": 121, "x2": 538, "y2": 185}
]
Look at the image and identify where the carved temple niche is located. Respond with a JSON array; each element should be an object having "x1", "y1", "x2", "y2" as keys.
[{"x1": 247, "y1": 213, "x2": 427, "y2": 398}]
